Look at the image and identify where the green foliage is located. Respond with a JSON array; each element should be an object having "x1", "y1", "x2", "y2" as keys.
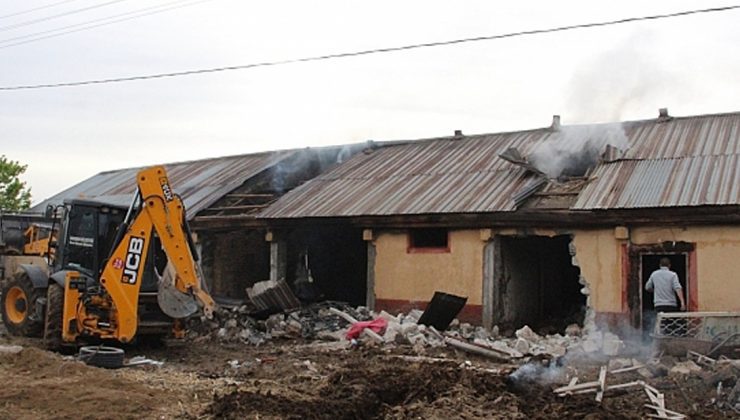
[{"x1": 0, "y1": 155, "x2": 32, "y2": 212}]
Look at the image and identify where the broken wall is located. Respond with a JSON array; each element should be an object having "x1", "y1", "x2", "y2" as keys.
[
  {"x1": 199, "y1": 229, "x2": 270, "y2": 299},
  {"x1": 572, "y1": 225, "x2": 740, "y2": 327},
  {"x1": 373, "y1": 229, "x2": 484, "y2": 323},
  {"x1": 631, "y1": 225, "x2": 740, "y2": 312}
]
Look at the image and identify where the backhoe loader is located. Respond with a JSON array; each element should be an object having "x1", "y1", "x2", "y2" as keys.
[{"x1": 1, "y1": 166, "x2": 215, "y2": 347}]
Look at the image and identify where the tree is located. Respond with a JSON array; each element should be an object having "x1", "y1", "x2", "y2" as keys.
[{"x1": 0, "y1": 155, "x2": 32, "y2": 212}]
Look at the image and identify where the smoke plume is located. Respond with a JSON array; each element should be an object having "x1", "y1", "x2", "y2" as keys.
[{"x1": 529, "y1": 123, "x2": 628, "y2": 178}]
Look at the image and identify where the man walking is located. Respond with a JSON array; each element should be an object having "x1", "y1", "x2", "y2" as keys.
[{"x1": 645, "y1": 257, "x2": 686, "y2": 313}]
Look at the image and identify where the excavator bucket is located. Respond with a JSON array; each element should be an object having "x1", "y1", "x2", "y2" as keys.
[{"x1": 156, "y1": 261, "x2": 198, "y2": 319}]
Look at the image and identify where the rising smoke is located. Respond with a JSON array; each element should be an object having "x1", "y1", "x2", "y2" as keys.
[{"x1": 529, "y1": 123, "x2": 628, "y2": 178}]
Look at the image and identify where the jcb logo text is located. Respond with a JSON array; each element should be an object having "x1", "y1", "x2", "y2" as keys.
[{"x1": 122, "y1": 236, "x2": 145, "y2": 284}]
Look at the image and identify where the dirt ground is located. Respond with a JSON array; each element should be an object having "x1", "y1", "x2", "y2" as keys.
[{"x1": 0, "y1": 325, "x2": 735, "y2": 419}]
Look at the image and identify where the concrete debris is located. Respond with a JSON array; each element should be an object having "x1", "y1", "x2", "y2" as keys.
[
  {"x1": 669, "y1": 360, "x2": 703, "y2": 376},
  {"x1": 246, "y1": 278, "x2": 300, "y2": 312},
  {"x1": 515, "y1": 325, "x2": 541, "y2": 342},
  {"x1": 580, "y1": 330, "x2": 625, "y2": 356},
  {"x1": 190, "y1": 303, "x2": 624, "y2": 361},
  {"x1": 565, "y1": 323, "x2": 582, "y2": 337},
  {"x1": 0, "y1": 344, "x2": 23, "y2": 354},
  {"x1": 125, "y1": 356, "x2": 164, "y2": 367}
]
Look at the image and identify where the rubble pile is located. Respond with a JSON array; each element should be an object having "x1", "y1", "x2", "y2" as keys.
[
  {"x1": 188, "y1": 302, "x2": 623, "y2": 362},
  {"x1": 188, "y1": 302, "x2": 373, "y2": 346}
]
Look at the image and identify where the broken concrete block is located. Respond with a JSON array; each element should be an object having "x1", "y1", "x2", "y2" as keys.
[
  {"x1": 565, "y1": 323, "x2": 582, "y2": 337},
  {"x1": 398, "y1": 323, "x2": 419, "y2": 337},
  {"x1": 224, "y1": 318, "x2": 238, "y2": 329},
  {"x1": 515, "y1": 325, "x2": 541, "y2": 343},
  {"x1": 403, "y1": 309, "x2": 423, "y2": 324},
  {"x1": 407, "y1": 333, "x2": 428, "y2": 346},
  {"x1": 491, "y1": 325, "x2": 500, "y2": 338},
  {"x1": 514, "y1": 338, "x2": 530, "y2": 354},
  {"x1": 217, "y1": 328, "x2": 228, "y2": 338},
  {"x1": 0, "y1": 345, "x2": 23, "y2": 354},
  {"x1": 637, "y1": 367, "x2": 654, "y2": 379},
  {"x1": 669, "y1": 360, "x2": 702, "y2": 376},
  {"x1": 378, "y1": 310, "x2": 398, "y2": 323},
  {"x1": 541, "y1": 343, "x2": 567, "y2": 358},
  {"x1": 608, "y1": 358, "x2": 633, "y2": 371}
]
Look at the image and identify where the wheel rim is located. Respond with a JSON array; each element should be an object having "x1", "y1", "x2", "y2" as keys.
[{"x1": 5, "y1": 286, "x2": 28, "y2": 324}]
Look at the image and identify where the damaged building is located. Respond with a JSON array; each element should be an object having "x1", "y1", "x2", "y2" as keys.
[
  {"x1": 29, "y1": 109, "x2": 740, "y2": 337},
  {"x1": 260, "y1": 110, "x2": 740, "y2": 335}
]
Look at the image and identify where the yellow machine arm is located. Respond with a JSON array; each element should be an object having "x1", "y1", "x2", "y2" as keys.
[{"x1": 63, "y1": 166, "x2": 215, "y2": 343}]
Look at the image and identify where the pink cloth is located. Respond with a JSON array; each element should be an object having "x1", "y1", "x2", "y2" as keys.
[{"x1": 345, "y1": 318, "x2": 388, "y2": 340}]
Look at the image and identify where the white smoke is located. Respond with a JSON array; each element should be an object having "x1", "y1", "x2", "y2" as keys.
[{"x1": 529, "y1": 123, "x2": 628, "y2": 178}]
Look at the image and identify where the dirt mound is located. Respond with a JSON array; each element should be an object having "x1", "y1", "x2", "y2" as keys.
[
  {"x1": 206, "y1": 356, "x2": 644, "y2": 419},
  {"x1": 0, "y1": 347, "x2": 177, "y2": 420}
]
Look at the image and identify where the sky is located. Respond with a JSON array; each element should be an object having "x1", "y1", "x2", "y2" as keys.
[{"x1": 2, "y1": 0, "x2": 740, "y2": 204}]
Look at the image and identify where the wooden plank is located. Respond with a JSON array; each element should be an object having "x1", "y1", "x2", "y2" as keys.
[
  {"x1": 558, "y1": 380, "x2": 643, "y2": 396},
  {"x1": 554, "y1": 381, "x2": 600, "y2": 393},
  {"x1": 558, "y1": 377, "x2": 579, "y2": 396},
  {"x1": 444, "y1": 337, "x2": 511, "y2": 362},
  {"x1": 610, "y1": 364, "x2": 644, "y2": 374},
  {"x1": 595, "y1": 366, "x2": 607, "y2": 402}
]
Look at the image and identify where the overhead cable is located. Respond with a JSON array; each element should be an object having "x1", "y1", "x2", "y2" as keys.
[
  {"x1": 1, "y1": 4, "x2": 738, "y2": 91},
  {"x1": 0, "y1": 0, "x2": 81, "y2": 21},
  {"x1": 0, "y1": 0, "x2": 129, "y2": 33},
  {"x1": 0, "y1": 0, "x2": 206, "y2": 47}
]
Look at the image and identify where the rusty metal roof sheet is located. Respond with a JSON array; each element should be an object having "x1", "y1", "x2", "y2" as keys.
[
  {"x1": 31, "y1": 151, "x2": 296, "y2": 219},
  {"x1": 263, "y1": 111, "x2": 740, "y2": 219},
  {"x1": 575, "y1": 112, "x2": 740, "y2": 209},
  {"x1": 260, "y1": 130, "x2": 553, "y2": 218}
]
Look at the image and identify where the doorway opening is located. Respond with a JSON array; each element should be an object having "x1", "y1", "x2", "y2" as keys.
[
  {"x1": 285, "y1": 226, "x2": 367, "y2": 306},
  {"x1": 491, "y1": 235, "x2": 585, "y2": 333},
  {"x1": 628, "y1": 242, "x2": 694, "y2": 333}
]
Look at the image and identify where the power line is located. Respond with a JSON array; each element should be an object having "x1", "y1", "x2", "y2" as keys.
[
  {"x1": 2, "y1": 4, "x2": 739, "y2": 91},
  {"x1": 0, "y1": 0, "x2": 81, "y2": 21},
  {"x1": 0, "y1": 0, "x2": 207, "y2": 47},
  {"x1": 0, "y1": 0, "x2": 129, "y2": 33}
]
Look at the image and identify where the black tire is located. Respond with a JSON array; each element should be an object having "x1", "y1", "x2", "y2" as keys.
[
  {"x1": 43, "y1": 282, "x2": 64, "y2": 350},
  {"x1": 1, "y1": 272, "x2": 44, "y2": 336},
  {"x1": 78, "y1": 346, "x2": 124, "y2": 369}
]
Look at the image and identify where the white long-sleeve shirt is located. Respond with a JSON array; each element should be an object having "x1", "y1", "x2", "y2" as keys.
[{"x1": 645, "y1": 267, "x2": 682, "y2": 307}]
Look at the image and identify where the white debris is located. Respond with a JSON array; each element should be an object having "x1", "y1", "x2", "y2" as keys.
[
  {"x1": 565, "y1": 323, "x2": 582, "y2": 337},
  {"x1": 514, "y1": 338, "x2": 531, "y2": 354},
  {"x1": 515, "y1": 325, "x2": 541, "y2": 342},
  {"x1": 0, "y1": 345, "x2": 23, "y2": 354},
  {"x1": 669, "y1": 360, "x2": 703, "y2": 376}
]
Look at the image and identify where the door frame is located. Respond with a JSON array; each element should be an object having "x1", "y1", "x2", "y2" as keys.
[{"x1": 627, "y1": 241, "x2": 697, "y2": 329}]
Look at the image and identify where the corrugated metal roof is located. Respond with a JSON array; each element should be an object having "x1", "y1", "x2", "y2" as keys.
[
  {"x1": 575, "y1": 112, "x2": 740, "y2": 209},
  {"x1": 260, "y1": 130, "x2": 553, "y2": 218},
  {"x1": 263, "y1": 111, "x2": 740, "y2": 218},
  {"x1": 31, "y1": 151, "x2": 296, "y2": 219}
]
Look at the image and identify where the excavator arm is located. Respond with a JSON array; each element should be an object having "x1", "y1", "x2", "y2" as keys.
[{"x1": 62, "y1": 166, "x2": 215, "y2": 343}]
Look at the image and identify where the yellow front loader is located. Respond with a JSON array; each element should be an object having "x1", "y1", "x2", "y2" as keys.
[{"x1": 2, "y1": 166, "x2": 215, "y2": 347}]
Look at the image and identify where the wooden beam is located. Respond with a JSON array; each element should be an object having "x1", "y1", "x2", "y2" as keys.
[
  {"x1": 202, "y1": 204, "x2": 270, "y2": 212},
  {"x1": 225, "y1": 193, "x2": 275, "y2": 198}
]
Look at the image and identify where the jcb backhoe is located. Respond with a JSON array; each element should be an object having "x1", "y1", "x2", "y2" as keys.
[{"x1": 1, "y1": 166, "x2": 215, "y2": 347}]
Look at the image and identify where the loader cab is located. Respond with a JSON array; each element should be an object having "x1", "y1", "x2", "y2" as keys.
[{"x1": 55, "y1": 200, "x2": 127, "y2": 278}]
